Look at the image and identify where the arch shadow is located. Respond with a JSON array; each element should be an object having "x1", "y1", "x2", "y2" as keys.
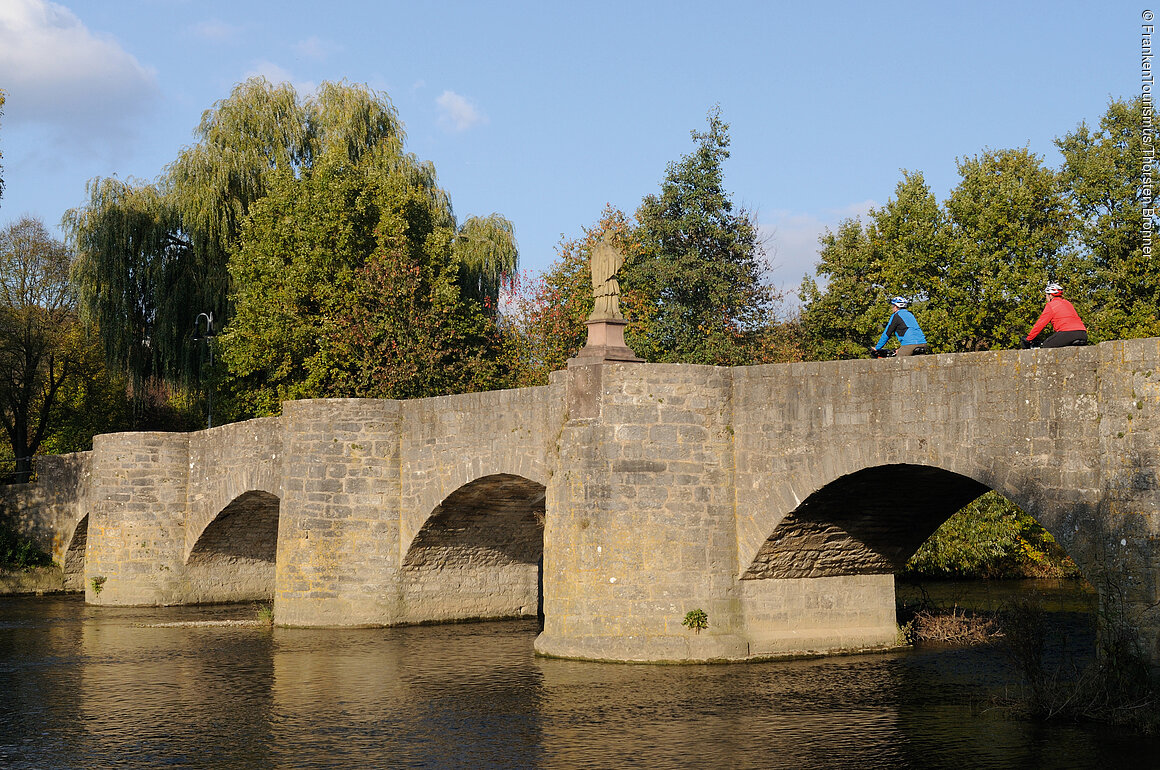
[
  {"x1": 62, "y1": 514, "x2": 88, "y2": 592},
  {"x1": 401, "y1": 473, "x2": 545, "y2": 624},
  {"x1": 744, "y1": 464, "x2": 991, "y2": 579},
  {"x1": 185, "y1": 490, "x2": 280, "y2": 604}
]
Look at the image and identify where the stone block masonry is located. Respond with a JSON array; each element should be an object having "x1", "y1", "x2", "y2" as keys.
[
  {"x1": 0, "y1": 339, "x2": 1157, "y2": 665},
  {"x1": 536, "y1": 362, "x2": 751, "y2": 661}
]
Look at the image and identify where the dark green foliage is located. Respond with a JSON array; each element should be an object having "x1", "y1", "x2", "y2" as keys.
[
  {"x1": 0, "y1": 217, "x2": 85, "y2": 480},
  {"x1": 37, "y1": 341, "x2": 131, "y2": 454},
  {"x1": 65, "y1": 180, "x2": 193, "y2": 391},
  {"x1": 802, "y1": 98, "x2": 1154, "y2": 356},
  {"x1": 67, "y1": 78, "x2": 517, "y2": 421},
  {"x1": 0, "y1": 519, "x2": 52, "y2": 569},
  {"x1": 798, "y1": 218, "x2": 882, "y2": 359},
  {"x1": 904, "y1": 492, "x2": 1079, "y2": 580},
  {"x1": 504, "y1": 112, "x2": 800, "y2": 385},
  {"x1": 624, "y1": 108, "x2": 779, "y2": 365},
  {"x1": 1057, "y1": 96, "x2": 1160, "y2": 340},
  {"x1": 221, "y1": 153, "x2": 509, "y2": 416},
  {"x1": 941, "y1": 147, "x2": 1073, "y2": 351},
  {"x1": 802, "y1": 151, "x2": 1073, "y2": 355},
  {"x1": 682, "y1": 608, "x2": 709, "y2": 631}
]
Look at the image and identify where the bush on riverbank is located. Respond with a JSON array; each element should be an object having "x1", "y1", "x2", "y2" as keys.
[
  {"x1": 0, "y1": 520, "x2": 52, "y2": 570},
  {"x1": 903, "y1": 492, "x2": 1080, "y2": 580},
  {"x1": 997, "y1": 596, "x2": 1160, "y2": 734},
  {"x1": 898, "y1": 604, "x2": 1003, "y2": 646}
]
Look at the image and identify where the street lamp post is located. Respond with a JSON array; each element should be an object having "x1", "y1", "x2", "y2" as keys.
[{"x1": 193, "y1": 312, "x2": 215, "y2": 429}]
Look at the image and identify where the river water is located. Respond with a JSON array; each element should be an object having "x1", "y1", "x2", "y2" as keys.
[{"x1": 0, "y1": 583, "x2": 1156, "y2": 769}]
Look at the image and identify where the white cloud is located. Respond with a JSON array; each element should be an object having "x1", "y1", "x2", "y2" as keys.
[
  {"x1": 0, "y1": 0, "x2": 158, "y2": 129},
  {"x1": 760, "y1": 200, "x2": 877, "y2": 306},
  {"x1": 436, "y1": 90, "x2": 486, "y2": 132},
  {"x1": 294, "y1": 35, "x2": 340, "y2": 61},
  {"x1": 192, "y1": 19, "x2": 240, "y2": 43}
]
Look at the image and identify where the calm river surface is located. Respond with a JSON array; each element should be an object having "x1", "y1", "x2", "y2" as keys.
[{"x1": 1, "y1": 583, "x2": 1157, "y2": 769}]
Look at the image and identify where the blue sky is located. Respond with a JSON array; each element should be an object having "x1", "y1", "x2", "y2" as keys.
[{"x1": 0, "y1": 0, "x2": 1143, "y2": 301}]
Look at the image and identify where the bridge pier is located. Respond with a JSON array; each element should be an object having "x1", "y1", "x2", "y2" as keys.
[
  {"x1": 86, "y1": 432, "x2": 191, "y2": 605},
  {"x1": 536, "y1": 363, "x2": 747, "y2": 661},
  {"x1": 274, "y1": 399, "x2": 404, "y2": 626},
  {"x1": 738, "y1": 574, "x2": 898, "y2": 657}
]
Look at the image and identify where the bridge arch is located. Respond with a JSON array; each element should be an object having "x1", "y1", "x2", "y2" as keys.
[
  {"x1": 184, "y1": 490, "x2": 280, "y2": 603},
  {"x1": 741, "y1": 462, "x2": 1096, "y2": 581},
  {"x1": 399, "y1": 473, "x2": 545, "y2": 624}
]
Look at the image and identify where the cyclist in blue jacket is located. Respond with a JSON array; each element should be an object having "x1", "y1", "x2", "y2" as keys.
[{"x1": 873, "y1": 296, "x2": 927, "y2": 357}]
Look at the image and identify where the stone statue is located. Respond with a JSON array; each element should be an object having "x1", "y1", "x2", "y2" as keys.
[{"x1": 588, "y1": 235, "x2": 624, "y2": 321}]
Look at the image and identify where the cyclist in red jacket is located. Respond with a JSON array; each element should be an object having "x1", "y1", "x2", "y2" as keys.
[{"x1": 1022, "y1": 283, "x2": 1087, "y2": 348}]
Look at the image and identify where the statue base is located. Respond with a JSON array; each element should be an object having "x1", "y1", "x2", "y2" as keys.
[{"x1": 567, "y1": 319, "x2": 644, "y2": 367}]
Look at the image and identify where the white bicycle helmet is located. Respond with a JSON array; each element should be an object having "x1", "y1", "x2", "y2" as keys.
[
  {"x1": 889, "y1": 296, "x2": 909, "y2": 308},
  {"x1": 1045, "y1": 282, "x2": 1063, "y2": 296}
]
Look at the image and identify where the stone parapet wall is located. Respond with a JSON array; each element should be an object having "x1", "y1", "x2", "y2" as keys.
[{"x1": 0, "y1": 452, "x2": 91, "y2": 568}]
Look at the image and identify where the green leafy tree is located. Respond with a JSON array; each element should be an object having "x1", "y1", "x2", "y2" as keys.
[
  {"x1": 802, "y1": 151, "x2": 1072, "y2": 357},
  {"x1": 67, "y1": 78, "x2": 515, "y2": 419},
  {"x1": 1057, "y1": 97, "x2": 1160, "y2": 339},
  {"x1": 798, "y1": 218, "x2": 880, "y2": 359},
  {"x1": 623, "y1": 108, "x2": 780, "y2": 365},
  {"x1": 942, "y1": 147, "x2": 1073, "y2": 351},
  {"x1": 502, "y1": 113, "x2": 799, "y2": 383},
  {"x1": 323, "y1": 222, "x2": 507, "y2": 401},
  {"x1": 0, "y1": 217, "x2": 85, "y2": 481},
  {"x1": 220, "y1": 142, "x2": 514, "y2": 416},
  {"x1": 905, "y1": 492, "x2": 1078, "y2": 579},
  {"x1": 39, "y1": 336, "x2": 133, "y2": 455},
  {"x1": 800, "y1": 172, "x2": 949, "y2": 357},
  {"x1": 66, "y1": 179, "x2": 182, "y2": 394}
]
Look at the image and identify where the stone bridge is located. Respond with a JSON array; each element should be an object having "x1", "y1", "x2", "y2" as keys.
[{"x1": 4, "y1": 338, "x2": 1159, "y2": 664}]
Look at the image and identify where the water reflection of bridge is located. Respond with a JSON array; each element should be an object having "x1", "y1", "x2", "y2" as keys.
[{"x1": 6, "y1": 338, "x2": 1159, "y2": 665}]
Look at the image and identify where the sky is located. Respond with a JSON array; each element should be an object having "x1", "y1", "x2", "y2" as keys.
[{"x1": 0, "y1": 0, "x2": 1145, "y2": 303}]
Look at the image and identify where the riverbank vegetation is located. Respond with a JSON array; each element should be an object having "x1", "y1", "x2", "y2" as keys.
[
  {"x1": 903, "y1": 491, "x2": 1080, "y2": 580},
  {"x1": 998, "y1": 596, "x2": 1160, "y2": 734},
  {"x1": 0, "y1": 519, "x2": 51, "y2": 570}
]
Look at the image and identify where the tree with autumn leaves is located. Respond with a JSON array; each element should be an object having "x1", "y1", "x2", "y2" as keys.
[{"x1": 501, "y1": 110, "x2": 801, "y2": 384}]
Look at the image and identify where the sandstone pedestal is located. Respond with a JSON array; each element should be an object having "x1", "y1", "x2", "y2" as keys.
[{"x1": 567, "y1": 319, "x2": 643, "y2": 367}]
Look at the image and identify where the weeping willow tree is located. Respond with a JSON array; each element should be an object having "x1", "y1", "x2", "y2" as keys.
[{"x1": 64, "y1": 78, "x2": 517, "y2": 416}]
